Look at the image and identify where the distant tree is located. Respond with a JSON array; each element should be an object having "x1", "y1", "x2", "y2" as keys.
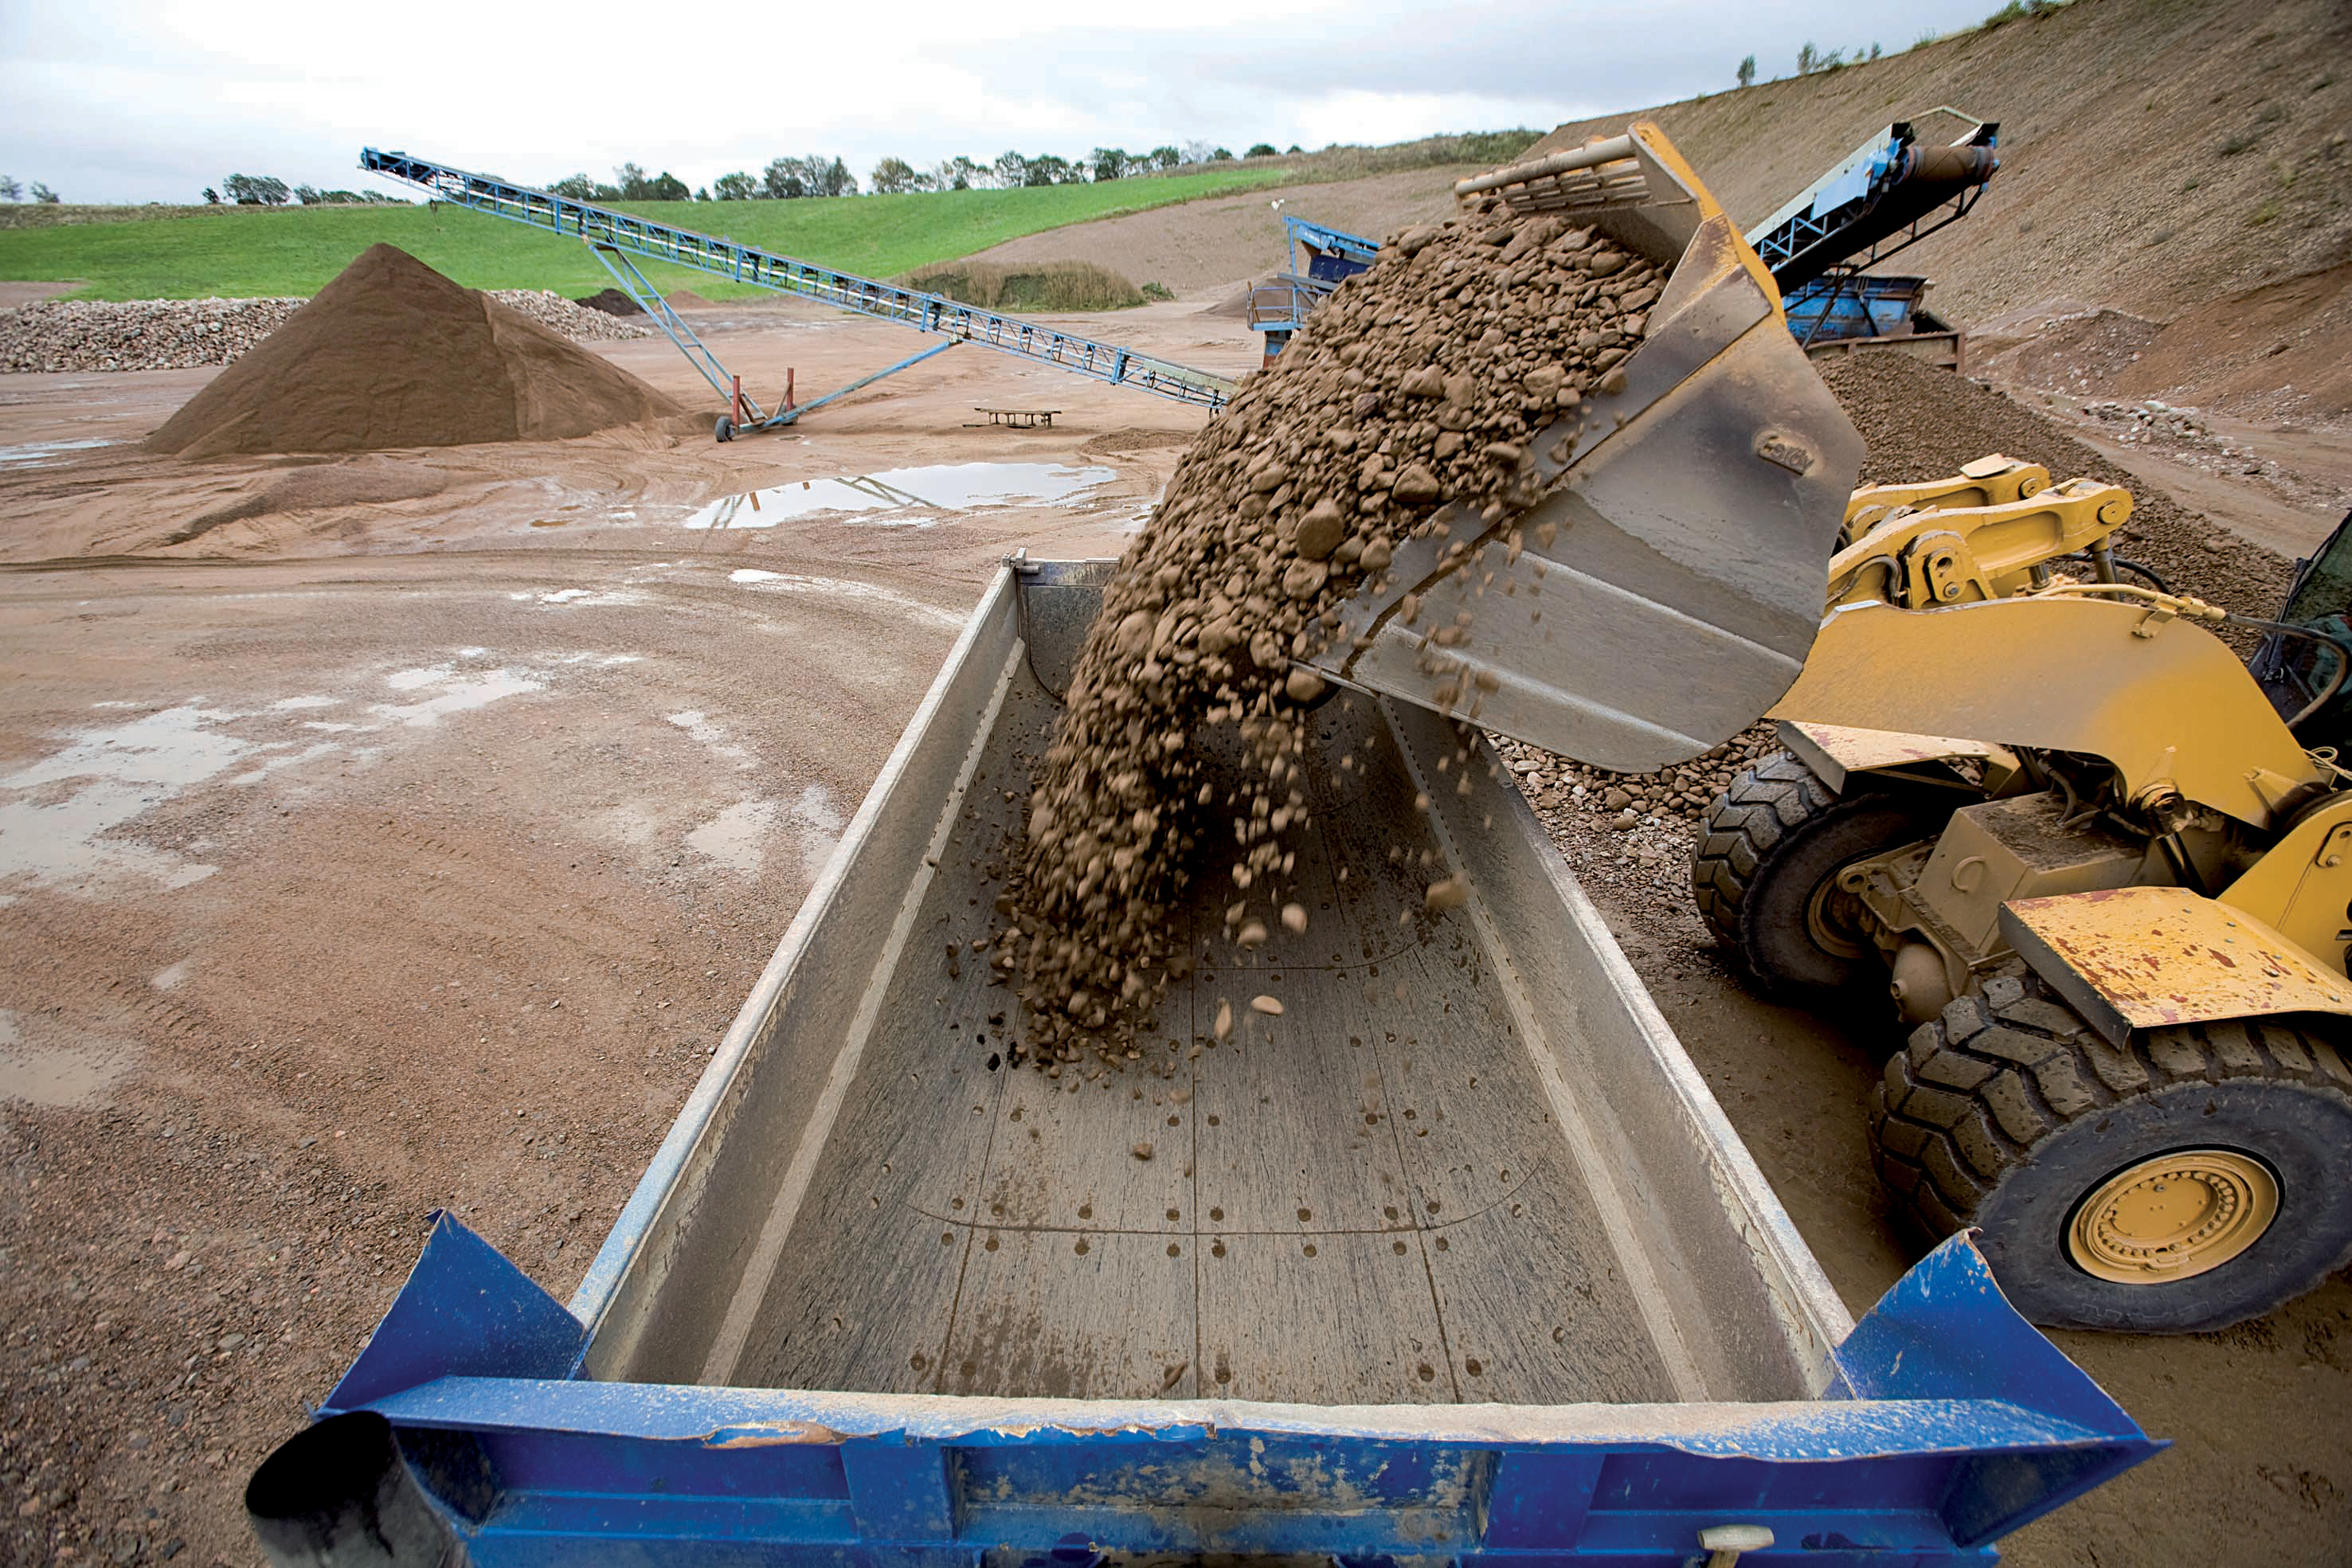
[
  {"x1": 201, "y1": 186, "x2": 219, "y2": 205},
  {"x1": 870, "y1": 156, "x2": 922, "y2": 194},
  {"x1": 1179, "y1": 139, "x2": 1217, "y2": 165},
  {"x1": 0, "y1": 175, "x2": 22, "y2": 201},
  {"x1": 222, "y1": 173, "x2": 289, "y2": 205},
  {"x1": 1022, "y1": 154, "x2": 1074, "y2": 187},
  {"x1": 933, "y1": 155, "x2": 983, "y2": 190},
  {"x1": 1090, "y1": 147, "x2": 1128, "y2": 182},
  {"x1": 761, "y1": 157, "x2": 807, "y2": 199},
  {"x1": 991, "y1": 150, "x2": 1029, "y2": 189},
  {"x1": 1246, "y1": 143, "x2": 1278, "y2": 158},
  {"x1": 614, "y1": 162, "x2": 652, "y2": 198},
  {"x1": 1867, "y1": 41, "x2": 1883, "y2": 59},
  {"x1": 646, "y1": 171, "x2": 689, "y2": 200},
  {"x1": 1737, "y1": 53, "x2": 1755, "y2": 88},
  {"x1": 1211, "y1": 147, "x2": 1235, "y2": 162},
  {"x1": 712, "y1": 170, "x2": 757, "y2": 201},
  {"x1": 1148, "y1": 145, "x2": 1180, "y2": 171},
  {"x1": 548, "y1": 173, "x2": 600, "y2": 199},
  {"x1": 29, "y1": 182, "x2": 59, "y2": 204},
  {"x1": 759, "y1": 155, "x2": 854, "y2": 198},
  {"x1": 294, "y1": 183, "x2": 323, "y2": 204},
  {"x1": 1285, "y1": 144, "x2": 1302, "y2": 154},
  {"x1": 693, "y1": 186, "x2": 710, "y2": 201}
]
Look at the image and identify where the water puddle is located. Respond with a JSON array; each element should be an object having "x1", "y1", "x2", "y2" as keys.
[
  {"x1": 0, "y1": 658, "x2": 561, "y2": 901},
  {"x1": 684, "y1": 462, "x2": 1113, "y2": 530},
  {"x1": 684, "y1": 786, "x2": 846, "y2": 878},
  {"x1": 0, "y1": 1011, "x2": 135, "y2": 1108},
  {"x1": 0, "y1": 437, "x2": 113, "y2": 467}
]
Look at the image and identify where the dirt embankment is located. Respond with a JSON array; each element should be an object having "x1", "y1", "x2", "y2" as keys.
[
  {"x1": 1524, "y1": 0, "x2": 2350, "y2": 331},
  {"x1": 959, "y1": 167, "x2": 1477, "y2": 299}
]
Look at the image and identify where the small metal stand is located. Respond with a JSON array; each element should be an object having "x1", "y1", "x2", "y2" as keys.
[{"x1": 965, "y1": 408, "x2": 1060, "y2": 430}]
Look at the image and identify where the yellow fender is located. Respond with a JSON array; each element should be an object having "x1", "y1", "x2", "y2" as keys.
[
  {"x1": 1773, "y1": 596, "x2": 2323, "y2": 827},
  {"x1": 1999, "y1": 886, "x2": 2352, "y2": 1048}
]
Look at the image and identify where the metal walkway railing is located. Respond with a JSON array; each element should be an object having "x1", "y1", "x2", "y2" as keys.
[{"x1": 358, "y1": 148, "x2": 1236, "y2": 413}]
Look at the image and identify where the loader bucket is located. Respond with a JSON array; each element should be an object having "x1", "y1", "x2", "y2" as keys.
[{"x1": 1307, "y1": 122, "x2": 1865, "y2": 773}]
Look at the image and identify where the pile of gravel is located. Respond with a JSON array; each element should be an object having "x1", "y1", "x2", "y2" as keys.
[
  {"x1": 1, "y1": 287, "x2": 648, "y2": 373},
  {"x1": 998, "y1": 197, "x2": 1667, "y2": 1066}
]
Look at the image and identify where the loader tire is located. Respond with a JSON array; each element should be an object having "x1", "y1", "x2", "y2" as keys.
[
  {"x1": 1873, "y1": 978, "x2": 2352, "y2": 1332},
  {"x1": 1690, "y1": 750, "x2": 1941, "y2": 995}
]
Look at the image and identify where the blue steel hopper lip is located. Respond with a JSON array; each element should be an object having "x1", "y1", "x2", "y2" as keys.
[
  {"x1": 358, "y1": 1374, "x2": 2139, "y2": 1464},
  {"x1": 303, "y1": 1216, "x2": 2161, "y2": 1555}
]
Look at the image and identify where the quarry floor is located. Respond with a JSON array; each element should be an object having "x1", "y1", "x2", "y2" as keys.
[{"x1": 0, "y1": 299, "x2": 2346, "y2": 1566}]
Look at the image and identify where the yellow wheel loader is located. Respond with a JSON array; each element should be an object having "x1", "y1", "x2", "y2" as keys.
[{"x1": 1692, "y1": 457, "x2": 2352, "y2": 1332}]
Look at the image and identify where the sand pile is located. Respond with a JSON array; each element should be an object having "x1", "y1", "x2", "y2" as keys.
[
  {"x1": 994, "y1": 200, "x2": 1667, "y2": 1066},
  {"x1": 146, "y1": 244, "x2": 679, "y2": 457}
]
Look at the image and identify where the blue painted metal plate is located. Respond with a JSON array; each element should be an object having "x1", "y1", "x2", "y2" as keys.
[{"x1": 297, "y1": 1223, "x2": 2159, "y2": 1562}]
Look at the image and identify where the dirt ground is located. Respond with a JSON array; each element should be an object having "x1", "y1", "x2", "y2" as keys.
[{"x1": 2, "y1": 302, "x2": 2347, "y2": 1566}]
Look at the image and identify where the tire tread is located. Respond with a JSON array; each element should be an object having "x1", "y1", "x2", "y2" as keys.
[{"x1": 1872, "y1": 983, "x2": 2352, "y2": 1327}]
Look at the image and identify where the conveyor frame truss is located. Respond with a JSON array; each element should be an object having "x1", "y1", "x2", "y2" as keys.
[{"x1": 360, "y1": 147, "x2": 1236, "y2": 429}]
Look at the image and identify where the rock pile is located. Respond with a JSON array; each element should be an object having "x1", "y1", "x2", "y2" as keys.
[
  {"x1": 2080, "y1": 397, "x2": 2215, "y2": 446},
  {"x1": 1, "y1": 287, "x2": 647, "y2": 374},
  {"x1": 1496, "y1": 724, "x2": 1783, "y2": 831},
  {"x1": 993, "y1": 197, "x2": 1668, "y2": 1068}
]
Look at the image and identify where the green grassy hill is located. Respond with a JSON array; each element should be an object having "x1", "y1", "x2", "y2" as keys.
[{"x1": 0, "y1": 169, "x2": 1287, "y2": 302}]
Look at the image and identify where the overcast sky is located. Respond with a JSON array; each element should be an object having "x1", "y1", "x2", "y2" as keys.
[{"x1": 5, "y1": 0, "x2": 2000, "y2": 203}]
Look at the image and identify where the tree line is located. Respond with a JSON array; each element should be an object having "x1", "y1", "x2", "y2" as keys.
[
  {"x1": 186, "y1": 136, "x2": 1309, "y2": 212},
  {"x1": 554, "y1": 140, "x2": 1301, "y2": 204},
  {"x1": 1, "y1": 177, "x2": 61, "y2": 203}
]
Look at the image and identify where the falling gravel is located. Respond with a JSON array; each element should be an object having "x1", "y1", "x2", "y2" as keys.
[{"x1": 993, "y1": 197, "x2": 1668, "y2": 1065}]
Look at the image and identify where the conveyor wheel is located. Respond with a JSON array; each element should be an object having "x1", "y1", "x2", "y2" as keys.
[
  {"x1": 1690, "y1": 750, "x2": 1942, "y2": 995},
  {"x1": 1875, "y1": 978, "x2": 2352, "y2": 1331},
  {"x1": 714, "y1": 416, "x2": 734, "y2": 444}
]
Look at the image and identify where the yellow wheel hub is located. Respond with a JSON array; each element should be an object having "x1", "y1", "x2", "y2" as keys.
[{"x1": 2068, "y1": 1149, "x2": 2279, "y2": 1285}]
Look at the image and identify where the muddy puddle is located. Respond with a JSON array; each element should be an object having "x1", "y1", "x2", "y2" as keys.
[
  {"x1": 682, "y1": 462, "x2": 1114, "y2": 530},
  {"x1": 0, "y1": 437, "x2": 114, "y2": 467}
]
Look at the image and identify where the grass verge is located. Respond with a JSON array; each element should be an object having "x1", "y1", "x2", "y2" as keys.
[{"x1": 0, "y1": 169, "x2": 1286, "y2": 302}]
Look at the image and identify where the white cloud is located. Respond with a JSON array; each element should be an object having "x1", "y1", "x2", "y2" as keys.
[{"x1": 2, "y1": 0, "x2": 2001, "y2": 204}]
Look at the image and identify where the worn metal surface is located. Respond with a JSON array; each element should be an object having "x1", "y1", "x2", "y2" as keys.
[
  {"x1": 1316, "y1": 130, "x2": 1863, "y2": 775},
  {"x1": 1773, "y1": 596, "x2": 2325, "y2": 828},
  {"x1": 2002, "y1": 886, "x2": 2352, "y2": 1046},
  {"x1": 1779, "y1": 720, "x2": 2011, "y2": 793},
  {"x1": 584, "y1": 567, "x2": 1847, "y2": 1409}
]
